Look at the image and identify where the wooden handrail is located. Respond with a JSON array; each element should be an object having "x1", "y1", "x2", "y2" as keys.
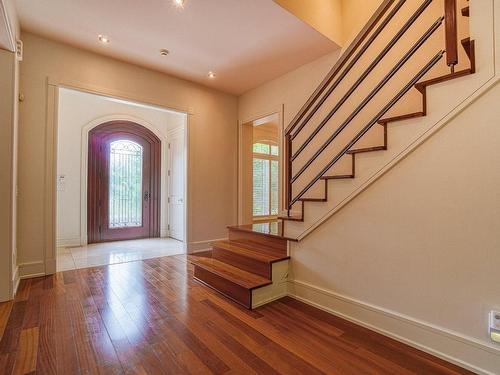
[
  {"x1": 284, "y1": 0, "x2": 397, "y2": 136},
  {"x1": 289, "y1": 0, "x2": 409, "y2": 141},
  {"x1": 291, "y1": 0, "x2": 436, "y2": 161},
  {"x1": 290, "y1": 18, "x2": 444, "y2": 184},
  {"x1": 289, "y1": 51, "x2": 444, "y2": 206},
  {"x1": 444, "y1": 0, "x2": 458, "y2": 68}
]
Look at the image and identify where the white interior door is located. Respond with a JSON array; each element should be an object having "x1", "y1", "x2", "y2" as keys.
[{"x1": 168, "y1": 128, "x2": 185, "y2": 241}]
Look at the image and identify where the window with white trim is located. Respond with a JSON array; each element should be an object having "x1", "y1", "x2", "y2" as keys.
[{"x1": 253, "y1": 141, "x2": 279, "y2": 218}]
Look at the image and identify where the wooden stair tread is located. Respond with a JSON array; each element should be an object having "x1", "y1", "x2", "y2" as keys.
[
  {"x1": 189, "y1": 256, "x2": 271, "y2": 290},
  {"x1": 212, "y1": 240, "x2": 289, "y2": 263},
  {"x1": 228, "y1": 223, "x2": 297, "y2": 241},
  {"x1": 415, "y1": 69, "x2": 472, "y2": 92},
  {"x1": 461, "y1": 6, "x2": 469, "y2": 17},
  {"x1": 346, "y1": 146, "x2": 386, "y2": 154},
  {"x1": 299, "y1": 197, "x2": 327, "y2": 202},
  {"x1": 321, "y1": 174, "x2": 354, "y2": 180},
  {"x1": 225, "y1": 238, "x2": 288, "y2": 257},
  {"x1": 278, "y1": 214, "x2": 303, "y2": 222},
  {"x1": 378, "y1": 111, "x2": 425, "y2": 124}
]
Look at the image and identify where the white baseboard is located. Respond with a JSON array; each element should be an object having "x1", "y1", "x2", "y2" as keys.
[
  {"x1": 56, "y1": 237, "x2": 81, "y2": 248},
  {"x1": 18, "y1": 261, "x2": 45, "y2": 279},
  {"x1": 187, "y1": 237, "x2": 227, "y2": 253},
  {"x1": 12, "y1": 266, "x2": 19, "y2": 296},
  {"x1": 288, "y1": 280, "x2": 500, "y2": 375}
]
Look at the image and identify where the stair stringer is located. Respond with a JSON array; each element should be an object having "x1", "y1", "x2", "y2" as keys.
[{"x1": 283, "y1": 0, "x2": 497, "y2": 240}]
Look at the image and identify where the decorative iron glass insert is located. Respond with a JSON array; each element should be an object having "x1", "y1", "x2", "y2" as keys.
[{"x1": 109, "y1": 140, "x2": 143, "y2": 228}]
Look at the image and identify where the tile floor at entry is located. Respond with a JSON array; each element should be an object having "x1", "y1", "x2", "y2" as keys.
[{"x1": 57, "y1": 237, "x2": 185, "y2": 271}]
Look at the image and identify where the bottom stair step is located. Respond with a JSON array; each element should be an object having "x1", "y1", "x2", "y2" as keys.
[
  {"x1": 189, "y1": 256, "x2": 272, "y2": 309},
  {"x1": 212, "y1": 240, "x2": 289, "y2": 278}
]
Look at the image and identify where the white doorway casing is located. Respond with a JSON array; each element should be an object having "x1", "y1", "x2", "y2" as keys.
[
  {"x1": 56, "y1": 87, "x2": 187, "y2": 247},
  {"x1": 167, "y1": 126, "x2": 186, "y2": 241}
]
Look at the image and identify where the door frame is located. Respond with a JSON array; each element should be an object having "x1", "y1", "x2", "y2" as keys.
[
  {"x1": 87, "y1": 120, "x2": 161, "y2": 243},
  {"x1": 167, "y1": 126, "x2": 187, "y2": 242},
  {"x1": 237, "y1": 105, "x2": 284, "y2": 225},
  {"x1": 80, "y1": 114, "x2": 171, "y2": 245},
  {"x1": 42, "y1": 80, "x2": 191, "y2": 275}
]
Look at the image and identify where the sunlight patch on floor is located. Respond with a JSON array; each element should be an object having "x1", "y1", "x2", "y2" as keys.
[{"x1": 56, "y1": 237, "x2": 185, "y2": 271}]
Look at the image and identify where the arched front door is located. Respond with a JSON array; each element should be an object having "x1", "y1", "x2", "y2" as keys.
[{"x1": 88, "y1": 121, "x2": 161, "y2": 243}]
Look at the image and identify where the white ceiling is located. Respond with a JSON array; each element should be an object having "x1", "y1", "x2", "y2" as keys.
[{"x1": 14, "y1": 0, "x2": 339, "y2": 94}]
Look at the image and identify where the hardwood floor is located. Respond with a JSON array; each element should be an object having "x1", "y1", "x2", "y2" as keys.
[{"x1": 0, "y1": 255, "x2": 473, "y2": 374}]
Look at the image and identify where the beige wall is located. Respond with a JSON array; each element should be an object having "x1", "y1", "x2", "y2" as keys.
[
  {"x1": 273, "y1": 0, "x2": 343, "y2": 47},
  {"x1": 239, "y1": 50, "x2": 341, "y2": 128},
  {"x1": 273, "y1": 0, "x2": 384, "y2": 46},
  {"x1": 289, "y1": 82, "x2": 500, "y2": 373},
  {"x1": 18, "y1": 32, "x2": 238, "y2": 276},
  {"x1": 341, "y1": 0, "x2": 383, "y2": 44},
  {"x1": 239, "y1": 1, "x2": 499, "y2": 370}
]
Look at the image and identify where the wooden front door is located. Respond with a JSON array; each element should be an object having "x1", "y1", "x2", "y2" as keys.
[{"x1": 88, "y1": 121, "x2": 161, "y2": 243}]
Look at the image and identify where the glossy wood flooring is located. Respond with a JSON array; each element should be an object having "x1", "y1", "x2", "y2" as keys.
[{"x1": 0, "y1": 255, "x2": 473, "y2": 374}]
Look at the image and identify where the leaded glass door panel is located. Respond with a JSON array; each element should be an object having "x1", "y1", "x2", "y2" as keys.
[{"x1": 88, "y1": 121, "x2": 161, "y2": 243}]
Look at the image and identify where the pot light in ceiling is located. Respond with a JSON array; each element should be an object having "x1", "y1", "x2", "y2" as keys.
[
  {"x1": 208, "y1": 71, "x2": 216, "y2": 79},
  {"x1": 160, "y1": 49, "x2": 170, "y2": 56},
  {"x1": 174, "y1": 0, "x2": 185, "y2": 7},
  {"x1": 98, "y1": 34, "x2": 110, "y2": 44}
]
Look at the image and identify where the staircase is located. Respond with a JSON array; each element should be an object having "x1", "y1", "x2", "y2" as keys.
[
  {"x1": 189, "y1": 223, "x2": 292, "y2": 309},
  {"x1": 190, "y1": 0, "x2": 475, "y2": 309}
]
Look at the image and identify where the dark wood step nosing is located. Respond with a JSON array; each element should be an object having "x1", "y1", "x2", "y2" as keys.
[
  {"x1": 277, "y1": 215, "x2": 303, "y2": 223},
  {"x1": 227, "y1": 225, "x2": 296, "y2": 241},
  {"x1": 321, "y1": 174, "x2": 355, "y2": 180},
  {"x1": 193, "y1": 273, "x2": 252, "y2": 309},
  {"x1": 212, "y1": 241, "x2": 290, "y2": 263},
  {"x1": 378, "y1": 111, "x2": 425, "y2": 124},
  {"x1": 461, "y1": 6, "x2": 469, "y2": 17},
  {"x1": 346, "y1": 146, "x2": 386, "y2": 154},
  {"x1": 192, "y1": 260, "x2": 272, "y2": 290},
  {"x1": 211, "y1": 244, "x2": 288, "y2": 279},
  {"x1": 225, "y1": 239, "x2": 288, "y2": 257},
  {"x1": 299, "y1": 198, "x2": 327, "y2": 202},
  {"x1": 415, "y1": 68, "x2": 472, "y2": 90}
]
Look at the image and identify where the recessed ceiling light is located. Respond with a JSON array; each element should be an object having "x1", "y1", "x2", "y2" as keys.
[
  {"x1": 174, "y1": 0, "x2": 185, "y2": 7},
  {"x1": 160, "y1": 49, "x2": 170, "y2": 56},
  {"x1": 208, "y1": 71, "x2": 216, "y2": 79},
  {"x1": 98, "y1": 35, "x2": 110, "y2": 44}
]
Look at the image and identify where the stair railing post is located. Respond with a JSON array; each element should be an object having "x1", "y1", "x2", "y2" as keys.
[{"x1": 444, "y1": 0, "x2": 458, "y2": 72}]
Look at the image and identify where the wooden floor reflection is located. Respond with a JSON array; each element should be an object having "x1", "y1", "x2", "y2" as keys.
[{"x1": 0, "y1": 255, "x2": 473, "y2": 374}]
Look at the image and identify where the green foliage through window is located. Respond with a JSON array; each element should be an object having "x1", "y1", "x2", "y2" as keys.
[{"x1": 109, "y1": 140, "x2": 143, "y2": 228}]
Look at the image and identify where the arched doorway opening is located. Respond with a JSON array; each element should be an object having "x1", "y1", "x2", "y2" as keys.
[{"x1": 87, "y1": 121, "x2": 161, "y2": 243}]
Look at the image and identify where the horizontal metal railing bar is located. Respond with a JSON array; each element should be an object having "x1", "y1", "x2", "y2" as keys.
[
  {"x1": 291, "y1": 17, "x2": 444, "y2": 184},
  {"x1": 291, "y1": 0, "x2": 435, "y2": 160},
  {"x1": 289, "y1": 50, "x2": 444, "y2": 207},
  {"x1": 289, "y1": 0, "x2": 409, "y2": 141},
  {"x1": 284, "y1": 0, "x2": 397, "y2": 136}
]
